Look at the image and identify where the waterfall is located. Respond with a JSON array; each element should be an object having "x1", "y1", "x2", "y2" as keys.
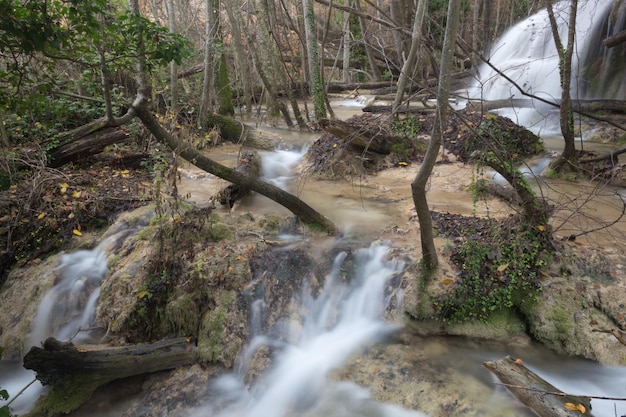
[
  {"x1": 468, "y1": 0, "x2": 624, "y2": 132},
  {"x1": 191, "y1": 242, "x2": 427, "y2": 417}
]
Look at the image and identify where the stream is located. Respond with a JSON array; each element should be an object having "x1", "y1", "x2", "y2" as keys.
[{"x1": 2, "y1": 94, "x2": 625, "y2": 415}]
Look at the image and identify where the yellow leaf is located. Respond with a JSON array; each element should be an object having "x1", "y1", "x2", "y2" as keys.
[
  {"x1": 237, "y1": 255, "x2": 244, "y2": 260},
  {"x1": 59, "y1": 183, "x2": 69, "y2": 193},
  {"x1": 514, "y1": 358, "x2": 524, "y2": 365},
  {"x1": 136, "y1": 289, "x2": 150, "y2": 299},
  {"x1": 72, "y1": 229, "x2": 82, "y2": 236},
  {"x1": 564, "y1": 403, "x2": 585, "y2": 413},
  {"x1": 332, "y1": 143, "x2": 337, "y2": 148},
  {"x1": 398, "y1": 161, "x2": 408, "y2": 166},
  {"x1": 441, "y1": 278, "x2": 454, "y2": 285},
  {"x1": 227, "y1": 265, "x2": 234, "y2": 271},
  {"x1": 68, "y1": 212, "x2": 75, "y2": 219},
  {"x1": 497, "y1": 263, "x2": 509, "y2": 272},
  {"x1": 37, "y1": 213, "x2": 46, "y2": 220},
  {"x1": 72, "y1": 190, "x2": 82, "y2": 198},
  {"x1": 537, "y1": 225, "x2": 546, "y2": 231}
]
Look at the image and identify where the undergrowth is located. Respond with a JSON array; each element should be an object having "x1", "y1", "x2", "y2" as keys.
[{"x1": 434, "y1": 218, "x2": 551, "y2": 322}]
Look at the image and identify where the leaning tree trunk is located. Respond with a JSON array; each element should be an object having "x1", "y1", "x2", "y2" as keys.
[
  {"x1": 546, "y1": 0, "x2": 578, "y2": 168},
  {"x1": 411, "y1": 0, "x2": 461, "y2": 269},
  {"x1": 135, "y1": 106, "x2": 337, "y2": 234}
]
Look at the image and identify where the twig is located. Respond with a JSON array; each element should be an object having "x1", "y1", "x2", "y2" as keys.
[{"x1": 5, "y1": 378, "x2": 38, "y2": 407}]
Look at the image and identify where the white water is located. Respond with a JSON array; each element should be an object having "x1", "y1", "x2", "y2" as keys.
[
  {"x1": 468, "y1": 0, "x2": 615, "y2": 133},
  {"x1": 190, "y1": 243, "x2": 427, "y2": 417}
]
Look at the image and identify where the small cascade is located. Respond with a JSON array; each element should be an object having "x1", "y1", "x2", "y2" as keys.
[
  {"x1": 191, "y1": 242, "x2": 427, "y2": 417},
  {"x1": 468, "y1": 0, "x2": 624, "y2": 132},
  {"x1": 28, "y1": 228, "x2": 139, "y2": 348},
  {"x1": 260, "y1": 147, "x2": 308, "y2": 190}
]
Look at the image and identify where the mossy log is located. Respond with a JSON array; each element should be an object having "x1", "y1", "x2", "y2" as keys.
[
  {"x1": 24, "y1": 337, "x2": 197, "y2": 386},
  {"x1": 483, "y1": 356, "x2": 595, "y2": 417},
  {"x1": 22, "y1": 337, "x2": 197, "y2": 416}
]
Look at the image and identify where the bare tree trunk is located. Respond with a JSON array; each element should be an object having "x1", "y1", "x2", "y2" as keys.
[
  {"x1": 342, "y1": 7, "x2": 351, "y2": 82},
  {"x1": 198, "y1": 0, "x2": 214, "y2": 128},
  {"x1": 546, "y1": 0, "x2": 578, "y2": 168},
  {"x1": 392, "y1": 0, "x2": 426, "y2": 113},
  {"x1": 354, "y1": 0, "x2": 382, "y2": 81},
  {"x1": 224, "y1": 0, "x2": 252, "y2": 116},
  {"x1": 411, "y1": 0, "x2": 461, "y2": 269},
  {"x1": 166, "y1": 0, "x2": 178, "y2": 120},
  {"x1": 303, "y1": 0, "x2": 327, "y2": 120}
]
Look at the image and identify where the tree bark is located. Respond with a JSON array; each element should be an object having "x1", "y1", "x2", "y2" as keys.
[
  {"x1": 603, "y1": 29, "x2": 626, "y2": 48},
  {"x1": 22, "y1": 337, "x2": 197, "y2": 417},
  {"x1": 24, "y1": 337, "x2": 197, "y2": 387},
  {"x1": 411, "y1": 0, "x2": 461, "y2": 269},
  {"x1": 484, "y1": 356, "x2": 595, "y2": 417},
  {"x1": 546, "y1": 0, "x2": 578, "y2": 167},
  {"x1": 47, "y1": 127, "x2": 129, "y2": 168},
  {"x1": 392, "y1": 0, "x2": 426, "y2": 113}
]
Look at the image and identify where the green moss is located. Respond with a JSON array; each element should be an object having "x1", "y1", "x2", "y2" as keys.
[
  {"x1": 165, "y1": 293, "x2": 199, "y2": 335},
  {"x1": 197, "y1": 290, "x2": 236, "y2": 363},
  {"x1": 24, "y1": 376, "x2": 101, "y2": 417},
  {"x1": 552, "y1": 307, "x2": 571, "y2": 336}
]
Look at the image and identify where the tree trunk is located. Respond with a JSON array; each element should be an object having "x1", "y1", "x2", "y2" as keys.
[
  {"x1": 135, "y1": 106, "x2": 338, "y2": 234},
  {"x1": 303, "y1": 0, "x2": 327, "y2": 120},
  {"x1": 167, "y1": 0, "x2": 178, "y2": 120},
  {"x1": 224, "y1": 0, "x2": 252, "y2": 116},
  {"x1": 198, "y1": 0, "x2": 215, "y2": 128},
  {"x1": 546, "y1": 0, "x2": 578, "y2": 168},
  {"x1": 354, "y1": 0, "x2": 382, "y2": 81},
  {"x1": 342, "y1": 7, "x2": 351, "y2": 82},
  {"x1": 484, "y1": 356, "x2": 595, "y2": 417},
  {"x1": 411, "y1": 0, "x2": 461, "y2": 269},
  {"x1": 392, "y1": 0, "x2": 426, "y2": 113}
]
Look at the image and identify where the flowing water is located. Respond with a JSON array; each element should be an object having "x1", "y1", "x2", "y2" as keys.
[
  {"x1": 467, "y1": 0, "x2": 626, "y2": 133},
  {"x1": 2, "y1": 89, "x2": 626, "y2": 415},
  {"x1": 189, "y1": 243, "x2": 427, "y2": 417}
]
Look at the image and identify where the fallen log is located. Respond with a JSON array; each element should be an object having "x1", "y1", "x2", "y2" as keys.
[
  {"x1": 483, "y1": 356, "x2": 595, "y2": 417},
  {"x1": 23, "y1": 337, "x2": 197, "y2": 416},
  {"x1": 318, "y1": 118, "x2": 396, "y2": 154},
  {"x1": 47, "y1": 127, "x2": 129, "y2": 168}
]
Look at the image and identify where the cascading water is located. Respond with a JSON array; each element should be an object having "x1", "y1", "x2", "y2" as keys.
[
  {"x1": 468, "y1": 0, "x2": 625, "y2": 133},
  {"x1": 190, "y1": 242, "x2": 427, "y2": 417},
  {"x1": 0, "y1": 222, "x2": 146, "y2": 415}
]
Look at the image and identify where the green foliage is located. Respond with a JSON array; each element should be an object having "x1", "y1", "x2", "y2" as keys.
[
  {"x1": 0, "y1": 348, "x2": 13, "y2": 417},
  {"x1": 391, "y1": 116, "x2": 421, "y2": 138},
  {"x1": 435, "y1": 224, "x2": 549, "y2": 322}
]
